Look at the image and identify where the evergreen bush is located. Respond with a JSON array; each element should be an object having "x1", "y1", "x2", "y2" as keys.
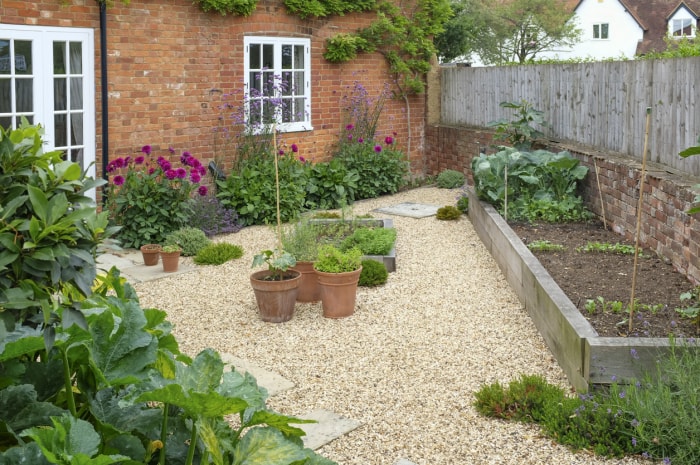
[
  {"x1": 164, "y1": 227, "x2": 212, "y2": 257},
  {"x1": 436, "y1": 169, "x2": 465, "y2": 188},
  {"x1": 359, "y1": 259, "x2": 388, "y2": 287}
]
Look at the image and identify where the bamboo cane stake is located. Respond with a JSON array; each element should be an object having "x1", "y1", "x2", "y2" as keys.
[
  {"x1": 628, "y1": 107, "x2": 652, "y2": 334},
  {"x1": 504, "y1": 163, "x2": 508, "y2": 221},
  {"x1": 273, "y1": 126, "x2": 282, "y2": 251},
  {"x1": 594, "y1": 159, "x2": 608, "y2": 230}
]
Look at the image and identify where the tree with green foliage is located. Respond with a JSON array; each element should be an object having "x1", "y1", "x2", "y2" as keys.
[
  {"x1": 639, "y1": 31, "x2": 700, "y2": 59},
  {"x1": 436, "y1": 0, "x2": 581, "y2": 65}
]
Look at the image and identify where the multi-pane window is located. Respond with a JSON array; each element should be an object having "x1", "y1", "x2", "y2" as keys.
[
  {"x1": 244, "y1": 37, "x2": 311, "y2": 132},
  {"x1": 593, "y1": 23, "x2": 609, "y2": 39},
  {"x1": 672, "y1": 18, "x2": 694, "y2": 37},
  {"x1": 0, "y1": 25, "x2": 94, "y2": 178}
]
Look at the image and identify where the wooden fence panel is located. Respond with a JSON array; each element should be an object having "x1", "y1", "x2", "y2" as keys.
[{"x1": 440, "y1": 58, "x2": 700, "y2": 176}]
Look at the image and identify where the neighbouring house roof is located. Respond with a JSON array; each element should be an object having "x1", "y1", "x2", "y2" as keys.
[
  {"x1": 568, "y1": 0, "x2": 700, "y2": 55},
  {"x1": 623, "y1": 0, "x2": 700, "y2": 54}
]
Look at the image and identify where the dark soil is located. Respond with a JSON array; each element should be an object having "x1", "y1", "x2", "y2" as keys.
[{"x1": 509, "y1": 221, "x2": 699, "y2": 338}]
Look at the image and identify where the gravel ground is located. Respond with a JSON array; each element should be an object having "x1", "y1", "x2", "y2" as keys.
[{"x1": 134, "y1": 187, "x2": 650, "y2": 465}]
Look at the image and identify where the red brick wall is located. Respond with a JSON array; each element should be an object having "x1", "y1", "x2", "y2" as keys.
[
  {"x1": 426, "y1": 123, "x2": 700, "y2": 284},
  {"x1": 1, "y1": 0, "x2": 425, "y2": 181}
]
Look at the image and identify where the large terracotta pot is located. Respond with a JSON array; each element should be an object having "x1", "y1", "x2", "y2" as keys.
[
  {"x1": 250, "y1": 270, "x2": 301, "y2": 323},
  {"x1": 292, "y1": 261, "x2": 321, "y2": 302},
  {"x1": 315, "y1": 266, "x2": 362, "y2": 319},
  {"x1": 140, "y1": 244, "x2": 161, "y2": 266}
]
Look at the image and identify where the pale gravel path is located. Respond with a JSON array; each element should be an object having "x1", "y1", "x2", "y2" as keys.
[{"x1": 134, "y1": 187, "x2": 650, "y2": 465}]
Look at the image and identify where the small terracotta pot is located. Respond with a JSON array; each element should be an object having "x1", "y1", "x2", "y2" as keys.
[
  {"x1": 250, "y1": 270, "x2": 301, "y2": 323},
  {"x1": 292, "y1": 261, "x2": 321, "y2": 302},
  {"x1": 315, "y1": 266, "x2": 362, "y2": 319},
  {"x1": 140, "y1": 244, "x2": 162, "y2": 266},
  {"x1": 160, "y1": 250, "x2": 181, "y2": 272}
]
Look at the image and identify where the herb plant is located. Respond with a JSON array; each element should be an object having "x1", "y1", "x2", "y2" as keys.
[
  {"x1": 358, "y1": 259, "x2": 389, "y2": 287},
  {"x1": 164, "y1": 227, "x2": 212, "y2": 257},
  {"x1": 314, "y1": 245, "x2": 362, "y2": 273},
  {"x1": 436, "y1": 169, "x2": 465, "y2": 188},
  {"x1": 188, "y1": 194, "x2": 243, "y2": 237},
  {"x1": 193, "y1": 242, "x2": 244, "y2": 265},
  {"x1": 252, "y1": 249, "x2": 297, "y2": 281},
  {"x1": 436, "y1": 205, "x2": 462, "y2": 220},
  {"x1": 576, "y1": 242, "x2": 639, "y2": 255},
  {"x1": 676, "y1": 286, "x2": 700, "y2": 331},
  {"x1": 106, "y1": 145, "x2": 209, "y2": 248},
  {"x1": 340, "y1": 227, "x2": 397, "y2": 255},
  {"x1": 527, "y1": 240, "x2": 565, "y2": 252}
]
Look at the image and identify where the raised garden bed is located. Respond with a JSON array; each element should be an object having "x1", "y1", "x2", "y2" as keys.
[
  {"x1": 467, "y1": 188, "x2": 699, "y2": 392},
  {"x1": 309, "y1": 218, "x2": 396, "y2": 272}
]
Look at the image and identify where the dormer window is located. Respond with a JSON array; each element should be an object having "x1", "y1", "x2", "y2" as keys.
[{"x1": 672, "y1": 18, "x2": 694, "y2": 37}]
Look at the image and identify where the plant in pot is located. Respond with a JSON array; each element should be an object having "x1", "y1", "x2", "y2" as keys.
[
  {"x1": 160, "y1": 244, "x2": 182, "y2": 272},
  {"x1": 248, "y1": 123, "x2": 301, "y2": 322},
  {"x1": 282, "y1": 218, "x2": 321, "y2": 302},
  {"x1": 313, "y1": 245, "x2": 363, "y2": 318},
  {"x1": 140, "y1": 243, "x2": 162, "y2": 266}
]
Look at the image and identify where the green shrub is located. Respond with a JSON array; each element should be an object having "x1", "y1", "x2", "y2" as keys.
[
  {"x1": 304, "y1": 158, "x2": 359, "y2": 210},
  {"x1": 436, "y1": 205, "x2": 462, "y2": 220},
  {"x1": 281, "y1": 219, "x2": 320, "y2": 262},
  {"x1": 340, "y1": 227, "x2": 397, "y2": 255},
  {"x1": 359, "y1": 259, "x2": 388, "y2": 287},
  {"x1": 335, "y1": 139, "x2": 408, "y2": 199},
  {"x1": 436, "y1": 169, "x2": 465, "y2": 188},
  {"x1": 164, "y1": 227, "x2": 212, "y2": 257},
  {"x1": 471, "y1": 147, "x2": 591, "y2": 222},
  {"x1": 193, "y1": 242, "x2": 244, "y2": 265},
  {"x1": 216, "y1": 153, "x2": 307, "y2": 226}
]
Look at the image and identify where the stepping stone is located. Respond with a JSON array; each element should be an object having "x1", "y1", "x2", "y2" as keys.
[
  {"x1": 373, "y1": 202, "x2": 439, "y2": 218},
  {"x1": 299, "y1": 409, "x2": 361, "y2": 450},
  {"x1": 394, "y1": 460, "x2": 418, "y2": 465},
  {"x1": 220, "y1": 354, "x2": 295, "y2": 396}
]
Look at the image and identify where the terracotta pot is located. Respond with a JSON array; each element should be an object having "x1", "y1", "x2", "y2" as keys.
[
  {"x1": 250, "y1": 270, "x2": 301, "y2": 323},
  {"x1": 140, "y1": 244, "x2": 161, "y2": 266},
  {"x1": 315, "y1": 266, "x2": 362, "y2": 319},
  {"x1": 160, "y1": 250, "x2": 181, "y2": 272},
  {"x1": 292, "y1": 261, "x2": 321, "y2": 302}
]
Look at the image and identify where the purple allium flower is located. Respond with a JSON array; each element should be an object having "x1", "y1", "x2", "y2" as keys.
[
  {"x1": 141, "y1": 145, "x2": 152, "y2": 155},
  {"x1": 198, "y1": 185, "x2": 208, "y2": 196},
  {"x1": 148, "y1": 167, "x2": 155, "y2": 175},
  {"x1": 346, "y1": 124, "x2": 354, "y2": 131},
  {"x1": 168, "y1": 146, "x2": 175, "y2": 154},
  {"x1": 190, "y1": 172, "x2": 201, "y2": 183},
  {"x1": 374, "y1": 145, "x2": 382, "y2": 153},
  {"x1": 176, "y1": 167, "x2": 187, "y2": 179},
  {"x1": 278, "y1": 149, "x2": 285, "y2": 155},
  {"x1": 165, "y1": 169, "x2": 177, "y2": 180},
  {"x1": 385, "y1": 136, "x2": 394, "y2": 145},
  {"x1": 114, "y1": 157, "x2": 125, "y2": 168},
  {"x1": 347, "y1": 134, "x2": 353, "y2": 141},
  {"x1": 107, "y1": 161, "x2": 116, "y2": 173},
  {"x1": 113, "y1": 175, "x2": 125, "y2": 186},
  {"x1": 291, "y1": 143, "x2": 298, "y2": 153},
  {"x1": 299, "y1": 156, "x2": 306, "y2": 163},
  {"x1": 358, "y1": 138, "x2": 364, "y2": 143},
  {"x1": 135, "y1": 155, "x2": 145, "y2": 165},
  {"x1": 191, "y1": 158, "x2": 202, "y2": 168},
  {"x1": 124, "y1": 156, "x2": 131, "y2": 164},
  {"x1": 198, "y1": 166, "x2": 206, "y2": 176},
  {"x1": 160, "y1": 160, "x2": 172, "y2": 171}
]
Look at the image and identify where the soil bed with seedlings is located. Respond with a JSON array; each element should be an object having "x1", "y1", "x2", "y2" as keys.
[{"x1": 510, "y1": 220, "x2": 698, "y2": 338}]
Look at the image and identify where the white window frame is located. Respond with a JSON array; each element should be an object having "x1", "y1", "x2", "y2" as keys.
[
  {"x1": 592, "y1": 23, "x2": 609, "y2": 40},
  {"x1": 671, "y1": 18, "x2": 695, "y2": 38},
  {"x1": 243, "y1": 36, "x2": 312, "y2": 133},
  {"x1": 0, "y1": 24, "x2": 95, "y2": 182}
]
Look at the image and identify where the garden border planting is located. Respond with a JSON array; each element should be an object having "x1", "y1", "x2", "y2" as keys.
[{"x1": 467, "y1": 188, "x2": 698, "y2": 392}]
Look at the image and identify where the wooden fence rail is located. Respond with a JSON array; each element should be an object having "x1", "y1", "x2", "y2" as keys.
[{"x1": 440, "y1": 58, "x2": 700, "y2": 176}]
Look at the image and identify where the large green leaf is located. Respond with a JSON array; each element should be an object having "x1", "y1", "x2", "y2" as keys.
[
  {"x1": 232, "y1": 427, "x2": 308, "y2": 465},
  {"x1": 89, "y1": 388, "x2": 163, "y2": 435},
  {"x1": 26, "y1": 185, "x2": 49, "y2": 224},
  {"x1": 679, "y1": 145, "x2": 700, "y2": 158},
  {"x1": 0, "y1": 384, "x2": 67, "y2": 433},
  {"x1": 85, "y1": 298, "x2": 158, "y2": 386},
  {"x1": 0, "y1": 442, "x2": 52, "y2": 465},
  {"x1": 0, "y1": 326, "x2": 45, "y2": 361},
  {"x1": 137, "y1": 383, "x2": 249, "y2": 418}
]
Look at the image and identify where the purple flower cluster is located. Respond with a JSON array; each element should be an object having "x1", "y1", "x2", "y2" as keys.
[{"x1": 107, "y1": 145, "x2": 209, "y2": 197}]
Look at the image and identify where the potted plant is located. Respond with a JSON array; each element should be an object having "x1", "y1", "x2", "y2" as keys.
[
  {"x1": 250, "y1": 249, "x2": 301, "y2": 322},
  {"x1": 140, "y1": 243, "x2": 162, "y2": 266},
  {"x1": 313, "y1": 245, "x2": 363, "y2": 318},
  {"x1": 249, "y1": 128, "x2": 301, "y2": 322},
  {"x1": 282, "y1": 218, "x2": 321, "y2": 302},
  {"x1": 160, "y1": 244, "x2": 182, "y2": 272}
]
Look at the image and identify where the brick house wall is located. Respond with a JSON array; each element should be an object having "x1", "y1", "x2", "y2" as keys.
[
  {"x1": 425, "y1": 123, "x2": 700, "y2": 285},
  {"x1": 1, "y1": 0, "x2": 425, "y2": 189}
]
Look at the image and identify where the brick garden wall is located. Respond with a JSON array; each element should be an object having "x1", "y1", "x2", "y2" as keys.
[
  {"x1": 0, "y1": 0, "x2": 425, "y2": 184},
  {"x1": 425, "y1": 124, "x2": 700, "y2": 285}
]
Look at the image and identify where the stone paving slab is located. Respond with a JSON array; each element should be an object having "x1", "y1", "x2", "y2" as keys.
[
  {"x1": 219, "y1": 353, "x2": 295, "y2": 397},
  {"x1": 299, "y1": 409, "x2": 361, "y2": 450},
  {"x1": 97, "y1": 250, "x2": 195, "y2": 283},
  {"x1": 372, "y1": 202, "x2": 439, "y2": 218}
]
